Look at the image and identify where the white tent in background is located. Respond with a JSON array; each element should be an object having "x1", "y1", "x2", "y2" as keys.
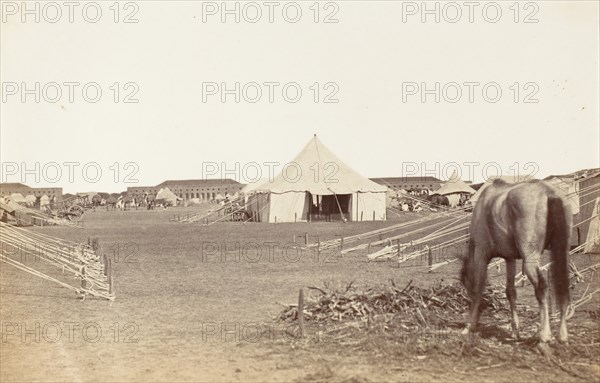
[
  {"x1": 40, "y1": 195, "x2": 50, "y2": 208},
  {"x1": 155, "y1": 187, "x2": 181, "y2": 206},
  {"x1": 10, "y1": 193, "x2": 27, "y2": 205},
  {"x1": 434, "y1": 170, "x2": 476, "y2": 207},
  {"x1": 25, "y1": 195, "x2": 37, "y2": 206},
  {"x1": 469, "y1": 174, "x2": 535, "y2": 207},
  {"x1": 245, "y1": 135, "x2": 387, "y2": 222}
]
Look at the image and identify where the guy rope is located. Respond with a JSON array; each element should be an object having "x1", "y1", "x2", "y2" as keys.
[{"x1": 0, "y1": 222, "x2": 115, "y2": 300}]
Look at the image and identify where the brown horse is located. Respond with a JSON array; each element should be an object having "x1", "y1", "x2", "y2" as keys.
[{"x1": 460, "y1": 179, "x2": 571, "y2": 343}]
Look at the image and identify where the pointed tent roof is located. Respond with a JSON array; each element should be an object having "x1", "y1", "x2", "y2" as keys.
[
  {"x1": 155, "y1": 187, "x2": 181, "y2": 204},
  {"x1": 435, "y1": 170, "x2": 476, "y2": 196},
  {"x1": 260, "y1": 135, "x2": 387, "y2": 195}
]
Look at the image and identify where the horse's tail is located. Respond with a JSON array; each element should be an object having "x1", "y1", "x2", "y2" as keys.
[{"x1": 548, "y1": 195, "x2": 571, "y2": 309}]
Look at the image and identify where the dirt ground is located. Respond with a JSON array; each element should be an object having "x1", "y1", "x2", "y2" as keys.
[{"x1": 1, "y1": 207, "x2": 598, "y2": 382}]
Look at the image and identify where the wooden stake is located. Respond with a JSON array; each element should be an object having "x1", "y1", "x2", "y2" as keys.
[
  {"x1": 108, "y1": 258, "x2": 114, "y2": 296},
  {"x1": 81, "y1": 266, "x2": 87, "y2": 290},
  {"x1": 305, "y1": 232, "x2": 308, "y2": 245},
  {"x1": 298, "y1": 288, "x2": 304, "y2": 338},
  {"x1": 428, "y1": 247, "x2": 433, "y2": 269},
  {"x1": 317, "y1": 238, "x2": 321, "y2": 258},
  {"x1": 103, "y1": 250, "x2": 109, "y2": 275}
]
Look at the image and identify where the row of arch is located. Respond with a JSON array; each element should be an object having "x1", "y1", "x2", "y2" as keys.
[{"x1": 180, "y1": 192, "x2": 221, "y2": 200}]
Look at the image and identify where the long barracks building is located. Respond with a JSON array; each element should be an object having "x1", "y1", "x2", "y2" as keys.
[
  {"x1": 0, "y1": 182, "x2": 63, "y2": 201},
  {"x1": 369, "y1": 176, "x2": 444, "y2": 192},
  {"x1": 127, "y1": 179, "x2": 244, "y2": 202}
]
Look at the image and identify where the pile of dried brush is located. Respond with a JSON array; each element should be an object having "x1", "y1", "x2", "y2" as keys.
[{"x1": 277, "y1": 280, "x2": 508, "y2": 329}]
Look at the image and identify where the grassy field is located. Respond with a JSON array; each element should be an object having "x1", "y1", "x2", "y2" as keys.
[{"x1": 1, "y1": 207, "x2": 598, "y2": 382}]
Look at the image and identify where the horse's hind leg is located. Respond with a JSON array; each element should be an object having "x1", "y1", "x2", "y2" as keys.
[
  {"x1": 464, "y1": 249, "x2": 489, "y2": 338},
  {"x1": 522, "y1": 253, "x2": 551, "y2": 343},
  {"x1": 505, "y1": 259, "x2": 519, "y2": 339}
]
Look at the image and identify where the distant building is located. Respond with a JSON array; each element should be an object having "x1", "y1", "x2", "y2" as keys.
[
  {"x1": 0, "y1": 182, "x2": 63, "y2": 201},
  {"x1": 127, "y1": 179, "x2": 244, "y2": 202},
  {"x1": 369, "y1": 177, "x2": 443, "y2": 193}
]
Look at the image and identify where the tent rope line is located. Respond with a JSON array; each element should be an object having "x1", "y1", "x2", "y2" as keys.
[{"x1": 0, "y1": 222, "x2": 115, "y2": 300}]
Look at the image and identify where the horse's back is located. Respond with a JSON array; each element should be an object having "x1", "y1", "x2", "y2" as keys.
[{"x1": 472, "y1": 179, "x2": 571, "y2": 250}]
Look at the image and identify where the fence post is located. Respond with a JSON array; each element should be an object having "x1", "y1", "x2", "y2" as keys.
[
  {"x1": 81, "y1": 266, "x2": 87, "y2": 290},
  {"x1": 305, "y1": 233, "x2": 308, "y2": 245},
  {"x1": 108, "y1": 258, "x2": 114, "y2": 296},
  {"x1": 428, "y1": 247, "x2": 433, "y2": 269},
  {"x1": 317, "y1": 237, "x2": 321, "y2": 259},
  {"x1": 298, "y1": 288, "x2": 304, "y2": 338}
]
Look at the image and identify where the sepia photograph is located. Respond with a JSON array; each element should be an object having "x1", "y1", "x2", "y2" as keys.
[{"x1": 1, "y1": 1, "x2": 599, "y2": 382}]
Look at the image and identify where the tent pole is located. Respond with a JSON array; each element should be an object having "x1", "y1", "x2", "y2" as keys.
[{"x1": 332, "y1": 192, "x2": 345, "y2": 222}]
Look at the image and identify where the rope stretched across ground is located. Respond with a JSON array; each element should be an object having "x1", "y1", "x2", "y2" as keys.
[{"x1": 0, "y1": 222, "x2": 114, "y2": 300}]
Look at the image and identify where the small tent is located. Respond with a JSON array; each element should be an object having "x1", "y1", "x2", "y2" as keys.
[
  {"x1": 25, "y1": 194, "x2": 37, "y2": 206},
  {"x1": 155, "y1": 187, "x2": 181, "y2": 206},
  {"x1": 10, "y1": 193, "x2": 27, "y2": 205},
  {"x1": 245, "y1": 135, "x2": 387, "y2": 222},
  {"x1": 434, "y1": 170, "x2": 476, "y2": 207},
  {"x1": 40, "y1": 195, "x2": 50, "y2": 207}
]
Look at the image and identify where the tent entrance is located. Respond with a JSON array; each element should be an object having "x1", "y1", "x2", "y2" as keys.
[{"x1": 309, "y1": 194, "x2": 351, "y2": 222}]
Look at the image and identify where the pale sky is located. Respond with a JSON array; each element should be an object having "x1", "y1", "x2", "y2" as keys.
[{"x1": 1, "y1": 0, "x2": 598, "y2": 193}]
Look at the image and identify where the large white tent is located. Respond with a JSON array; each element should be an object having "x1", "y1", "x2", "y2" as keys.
[{"x1": 244, "y1": 135, "x2": 387, "y2": 222}]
